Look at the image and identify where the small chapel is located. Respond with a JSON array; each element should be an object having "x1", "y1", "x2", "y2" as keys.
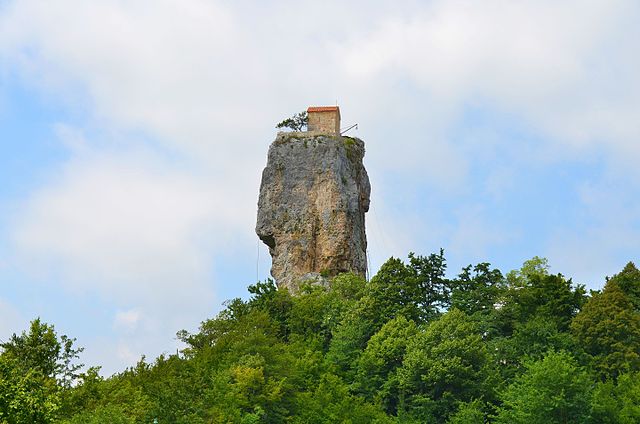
[{"x1": 307, "y1": 106, "x2": 341, "y2": 135}]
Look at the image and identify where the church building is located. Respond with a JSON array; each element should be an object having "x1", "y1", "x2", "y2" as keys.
[{"x1": 307, "y1": 106, "x2": 341, "y2": 135}]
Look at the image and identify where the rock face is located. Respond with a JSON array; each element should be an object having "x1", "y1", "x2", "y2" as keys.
[{"x1": 256, "y1": 132, "x2": 370, "y2": 291}]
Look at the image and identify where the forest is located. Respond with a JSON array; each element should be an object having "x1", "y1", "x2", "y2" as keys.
[{"x1": 1, "y1": 252, "x2": 640, "y2": 423}]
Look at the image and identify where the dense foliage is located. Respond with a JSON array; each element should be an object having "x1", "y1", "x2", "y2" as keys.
[{"x1": 2, "y1": 253, "x2": 640, "y2": 423}]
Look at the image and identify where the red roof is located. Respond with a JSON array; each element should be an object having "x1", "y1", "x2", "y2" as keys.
[{"x1": 307, "y1": 106, "x2": 340, "y2": 113}]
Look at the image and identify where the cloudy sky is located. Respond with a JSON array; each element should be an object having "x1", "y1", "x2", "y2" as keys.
[{"x1": 1, "y1": 0, "x2": 639, "y2": 374}]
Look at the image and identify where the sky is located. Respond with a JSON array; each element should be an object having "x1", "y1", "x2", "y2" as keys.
[{"x1": 0, "y1": 0, "x2": 639, "y2": 375}]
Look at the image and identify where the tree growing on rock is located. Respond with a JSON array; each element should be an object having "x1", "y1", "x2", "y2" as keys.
[{"x1": 275, "y1": 111, "x2": 308, "y2": 131}]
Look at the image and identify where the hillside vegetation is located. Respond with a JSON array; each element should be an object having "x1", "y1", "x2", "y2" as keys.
[{"x1": 2, "y1": 252, "x2": 640, "y2": 423}]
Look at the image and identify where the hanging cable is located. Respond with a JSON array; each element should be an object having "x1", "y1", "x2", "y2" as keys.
[
  {"x1": 371, "y1": 206, "x2": 390, "y2": 253},
  {"x1": 366, "y1": 249, "x2": 372, "y2": 282},
  {"x1": 256, "y1": 239, "x2": 260, "y2": 282}
]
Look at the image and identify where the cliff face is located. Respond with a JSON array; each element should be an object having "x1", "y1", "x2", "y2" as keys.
[{"x1": 256, "y1": 132, "x2": 370, "y2": 291}]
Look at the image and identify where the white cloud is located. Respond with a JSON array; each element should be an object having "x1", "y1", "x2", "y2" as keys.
[
  {"x1": 116, "y1": 342, "x2": 139, "y2": 365},
  {"x1": 0, "y1": 0, "x2": 350, "y2": 163},
  {"x1": 11, "y1": 142, "x2": 247, "y2": 305},
  {"x1": 54, "y1": 123, "x2": 88, "y2": 153},
  {"x1": 114, "y1": 309, "x2": 142, "y2": 333},
  {"x1": 2, "y1": 0, "x2": 636, "y2": 183},
  {"x1": 342, "y1": 0, "x2": 640, "y2": 156},
  {"x1": 9, "y1": 127, "x2": 265, "y2": 369},
  {"x1": 0, "y1": 0, "x2": 470, "y2": 186},
  {"x1": 9, "y1": 133, "x2": 257, "y2": 371},
  {"x1": 1, "y1": 0, "x2": 637, "y2": 163},
  {"x1": 109, "y1": 307, "x2": 181, "y2": 374}
]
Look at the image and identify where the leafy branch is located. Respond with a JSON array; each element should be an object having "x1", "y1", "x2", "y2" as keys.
[{"x1": 276, "y1": 111, "x2": 308, "y2": 131}]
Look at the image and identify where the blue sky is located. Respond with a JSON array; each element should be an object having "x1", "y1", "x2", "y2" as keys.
[{"x1": 1, "y1": 0, "x2": 639, "y2": 374}]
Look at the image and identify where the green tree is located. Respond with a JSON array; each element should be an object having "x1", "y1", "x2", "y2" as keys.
[
  {"x1": 450, "y1": 262, "x2": 504, "y2": 323},
  {"x1": 496, "y1": 262, "x2": 586, "y2": 336},
  {"x1": 212, "y1": 353, "x2": 287, "y2": 422},
  {"x1": 398, "y1": 309, "x2": 491, "y2": 422},
  {"x1": 276, "y1": 111, "x2": 308, "y2": 131},
  {"x1": 0, "y1": 318, "x2": 83, "y2": 423},
  {"x1": 0, "y1": 354, "x2": 60, "y2": 423},
  {"x1": 248, "y1": 279, "x2": 294, "y2": 341},
  {"x1": 291, "y1": 374, "x2": 395, "y2": 423},
  {"x1": 355, "y1": 316, "x2": 419, "y2": 414},
  {"x1": 447, "y1": 399, "x2": 486, "y2": 424},
  {"x1": 287, "y1": 284, "x2": 336, "y2": 346},
  {"x1": 61, "y1": 405, "x2": 135, "y2": 424},
  {"x1": 491, "y1": 314, "x2": 575, "y2": 381},
  {"x1": 366, "y1": 251, "x2": 449, "y2": 326},
  {"x1": 1, "y1": 318, "x2": 83, "y2": 384},
  {"x1": 505, "y1": 256, "x2": 550, "y2": 286},
  {"x1": 494, "y1": 350, "x2": 592, "y2": 424},
  {"x1": 590, "y1": 372, "x2": 640, "y2": 423},
  {"x1": 325, "y1": 303, "x2": 375, "y2": 379},
  {"x1": 326, "y1": 253, "x2": 449, "y2": 379},
  {"x1": 608, "y1": 262, "x2": 640, "y2": 311},
  {"x1": 571, "y1": 279, "x2": 640, "y2": 380}
]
